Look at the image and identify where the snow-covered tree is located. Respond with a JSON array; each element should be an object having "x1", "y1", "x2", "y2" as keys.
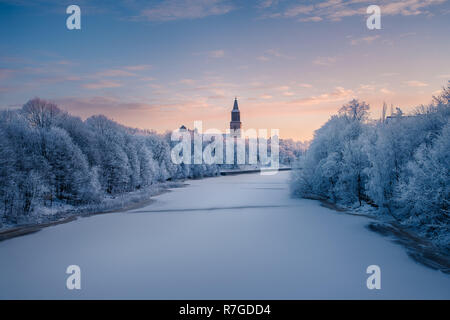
[
  {"x1": 291, "y1": 83, "x2": 450, "y2": 247},
  {"x1": 338, "y1": 99, "x2": 370, "y2": 121},
  {"x1": 398, "y1": 122, "x2": 449, "y2": 226},
  {"x1": 22, "y1": 98, "x2": 61, "y2": 129},
  {"x1": 41, "y1": 127, "x2": 96, "y2": 203},
  {"x1": 291, "y1": 102, "x2": 369, "y2": 203}
]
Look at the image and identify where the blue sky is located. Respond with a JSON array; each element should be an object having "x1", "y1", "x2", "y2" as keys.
[{"x1": 1, "y1": 0, "x2": 449, "y2": 140}]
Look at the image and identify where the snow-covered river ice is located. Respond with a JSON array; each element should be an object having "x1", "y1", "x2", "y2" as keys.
[{"x1": 0, "y1": 171, "x2": 449, "y2": 299}]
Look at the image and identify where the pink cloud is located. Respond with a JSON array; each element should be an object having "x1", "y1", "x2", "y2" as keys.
[
  {"x1": 404, "y1": 80, "x2": 429, "y2": 87},
  {"x1": 82, "y1": 81, "x2": 122, "y2": 89}
]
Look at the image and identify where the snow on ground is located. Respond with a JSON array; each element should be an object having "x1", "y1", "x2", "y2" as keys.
[{"x1": 0, "y1": 171, "x2": 449, "y2": 299}]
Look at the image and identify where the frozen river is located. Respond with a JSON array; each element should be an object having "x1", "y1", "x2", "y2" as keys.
[{"x1": 0, "y1": 171, "x2": 449, "y2": 299}]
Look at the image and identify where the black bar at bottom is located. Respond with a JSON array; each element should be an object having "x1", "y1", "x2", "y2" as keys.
[{"x1": 0, "y1": 300, "x2": 447, "y2": 318}]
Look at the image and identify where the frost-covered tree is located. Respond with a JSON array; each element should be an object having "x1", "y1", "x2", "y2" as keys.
[
  {"x1": 22, "y1": 98, "x2": 61, "y2": 129},
  {"x1": 41, "y1": 127, "x2": 96, "y2": 203},
  {"x1": 291, "y1": 100, "x2": 369, "y2": 203},
  {"x1": 291, "y1": 83, "x2": 450, "y2": 247},
  {"x1": 398, "y1": 122, "x2": 449, "y2": 226},
  {"x1": 338, "y1": 99, "x2": 370, "y2": 121}
]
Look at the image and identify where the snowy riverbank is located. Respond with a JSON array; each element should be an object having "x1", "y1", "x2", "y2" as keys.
[{"x1": 0, "y1": 181, "x2": 185, "y2": 241}]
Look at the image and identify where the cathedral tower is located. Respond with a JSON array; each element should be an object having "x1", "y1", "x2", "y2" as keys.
[{"x1": 230, "y1": 97, "x2": 241, "y2": 137}]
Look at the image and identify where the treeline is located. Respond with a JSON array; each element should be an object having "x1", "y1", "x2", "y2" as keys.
[
  {"x1": 0, "y1": 98, "x2": 303, "y2": 225},
  {"x1": 291, "y1": 82, "x2": 450, "y2": 248}
]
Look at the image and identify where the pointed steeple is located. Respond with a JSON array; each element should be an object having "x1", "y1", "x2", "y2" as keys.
[
  {"x1": 233, "y1": 97, "x2": 239, "y2": 111},
  {"x1": 230, "y1": 97, "x2": 241, "y2": 136}
]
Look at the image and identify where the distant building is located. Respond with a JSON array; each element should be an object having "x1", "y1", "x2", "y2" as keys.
[
  {"x1": 178, "y1": 98, "x2": 242, "y2": 138},
  {"x1": 230, "y1": 97, "x2": 242, "y2": 137}
]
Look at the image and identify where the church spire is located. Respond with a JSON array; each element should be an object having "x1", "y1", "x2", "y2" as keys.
[
  {"x1": 233, "y1": 97, "x2": 239, "y2": 110},
  {"x1": 230, "y1": 97, "x2": 242, "y2": 136}
]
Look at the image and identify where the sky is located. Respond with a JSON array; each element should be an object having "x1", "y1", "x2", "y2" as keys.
[{"x1": 0, "y1": 0, "x2": 449, "y2": 141}]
